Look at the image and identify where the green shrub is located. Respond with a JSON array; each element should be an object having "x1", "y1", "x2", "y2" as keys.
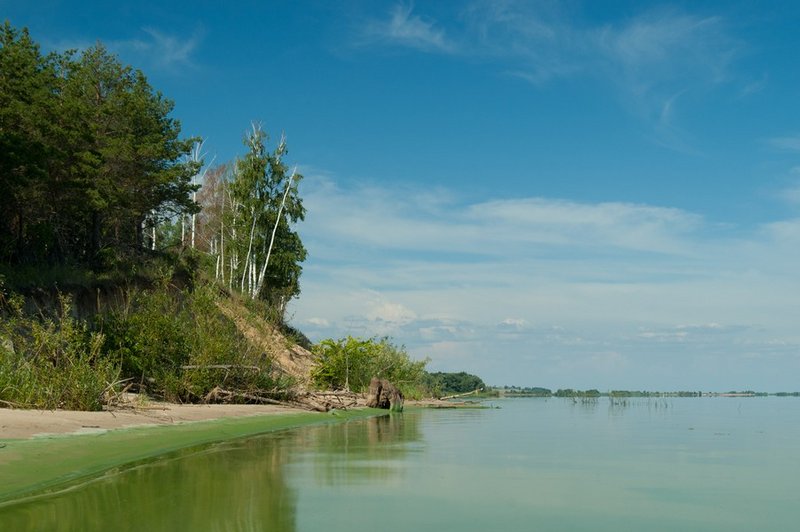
[
  {"x1": 0, "y1": 295, "x2": 119, "y2": 410},
  {"x1": 311, "y1": 336, "x2": 428, "y2": 395},
  {"x1": 179, "y1": 284, "x2": 282, "y2": 401},
  {"x1": 101, "y1": 288, "x2": 191, "y2": 399},
  {"x1": 101, "y1": 283, "x2": 283, "y2": 402}
]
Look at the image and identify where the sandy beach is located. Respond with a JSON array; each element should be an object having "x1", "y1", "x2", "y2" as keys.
[{"x1": 0, "y1": 403, "x2": 308, "y2": 440}]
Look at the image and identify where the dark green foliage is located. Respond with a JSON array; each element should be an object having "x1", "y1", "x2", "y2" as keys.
[
  {"x1": 311, "y1": 336, "x2": 428, "y2": 396},
  {"x1": 503, "y1": 386, "x2": 552, "y2": 396},
  {"x1": 555, "y1": 388, "x2": 601, "y2": 398},
  {"x1": 101, "y1": 287, "x2": 190, "y2": 395},
  {"x1": 100, "y1": 283, "x2": 281, "y2": 402},
  {"x1": 0, "y1": 276, "x2": 288, "y2": 409},
  {"x1": 0, "y1": 22, "x2": 308, "y2": 410},
  {"x1": 423, "y1": 371, "x2": 486, "y2": 396},
  {"x1": 0, "y1": 294, "x2": 119, "y2": 410},
  {"x1": 0, "y1": 22, "x2": 198, "y2": 268}
]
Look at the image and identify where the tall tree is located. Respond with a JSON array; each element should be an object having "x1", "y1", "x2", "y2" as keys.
[
  {"x1": 62, "y1": 43, "x2": 199, "y2": 263},
  {"x1": 198, "y1": 124, "x2": 306, "y2": 310},
  {"x1": 0, "y1": 21, "x2": 61, "y2": 263},
  {"x1": 0, "y1": 22, "x2": 199, "y2": 268}
]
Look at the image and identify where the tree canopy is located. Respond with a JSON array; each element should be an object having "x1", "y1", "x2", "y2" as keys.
[{"x1": 0, "y1": 21, "x2": 198, "y2": 268}]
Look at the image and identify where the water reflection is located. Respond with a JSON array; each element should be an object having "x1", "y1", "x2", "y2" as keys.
[
  {"x1": 0, "y1": 413, "x2": 420, "y2": 531},
  {"x1": 302, "y1": 413, "x2": 420, "y2": 485},
  {"x1": 1, "y1": 433, "x2": 299, "y2": 531}
]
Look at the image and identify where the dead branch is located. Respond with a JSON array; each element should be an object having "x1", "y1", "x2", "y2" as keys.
[
  {"x1": 440, "y1": 389, "x2": 481, "y2": 400},
  {"x1": 204, "y1": 386, "x2": 287, "y2": 406},
  {"x1": 181, "y1": 365, "x2": 261, "y2": 371}
]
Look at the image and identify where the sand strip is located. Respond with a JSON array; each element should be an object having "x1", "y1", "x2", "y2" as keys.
[{"x1": 0, "y1": 403, "x2": 307, "y2": 440}]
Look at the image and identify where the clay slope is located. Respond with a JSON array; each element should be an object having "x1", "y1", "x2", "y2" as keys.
[{"x1": 216, "y1": 299, "x2": 315, "y2": 390}]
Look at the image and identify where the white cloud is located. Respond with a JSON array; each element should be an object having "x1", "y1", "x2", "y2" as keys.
[
  {"x1": 301, "y1": 176, "x2": 704, "y2": 259},
  {"x1": 500, "y1": 318, "x2": 527, "y2": 328},
  {"x1": 365, "y1": 299, "x2": 417, "y2": 325},
  {"x1": 289, "y1": 175, "x2": 800, "y2": 388},
  {"x1": 362, "y1": 3, "x2": 456, "y2": 53},
  {"x1": 306, "y1": 317, "x2": 330, "y2": 327}
]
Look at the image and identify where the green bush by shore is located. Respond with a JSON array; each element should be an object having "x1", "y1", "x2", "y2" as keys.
[{"x1": 0, "y1": 273, "x2": 288, "y2": 410}]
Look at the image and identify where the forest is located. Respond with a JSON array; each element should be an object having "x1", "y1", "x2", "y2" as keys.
[
  {"x1": 0, "y1": 22, "x2": 484, "y2": 410},
  {"x1": 0, "y1": 22, "x2": 304, "y2": 308}
]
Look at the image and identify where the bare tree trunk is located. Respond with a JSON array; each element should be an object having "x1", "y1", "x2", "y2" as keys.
[
  {"x1": 241, "y1": 208, "x2": 258, "y2": 294},
  {"x1": 255, "y1": 168, "x2": 297, "y2": 298},
  {"x1": 219, "y1": 208, "x2": 225, "y2": 283},
  {"x1": 191, "y1": 191, "x2": 196, "y2": 249}
]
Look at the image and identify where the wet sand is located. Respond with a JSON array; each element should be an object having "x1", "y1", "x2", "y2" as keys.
[{"x1": 0, "y1": 403, "x2": 305, "y2": 440}]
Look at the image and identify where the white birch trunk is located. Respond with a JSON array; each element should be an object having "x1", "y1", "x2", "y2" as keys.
[
  {"x1": 254, "y1": 168, "x2": 297, "y2": 298},
  {"x1": 241, "y1": 208, "x2": 258, "y2": 294},
  {"x1": 191, "y1": 191, "x2": 196, "y2": 249},
  {"x1": 219, "y1": 213, "x2": 225, "y2": 283}
]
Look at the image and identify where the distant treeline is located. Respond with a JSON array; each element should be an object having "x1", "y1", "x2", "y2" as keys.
[
  {"x1": 499, "y1": 387, "x2": 800, "y2": 398},
  {"x1": 423, "y1": 371, "x2": 486, "y2": 395}
]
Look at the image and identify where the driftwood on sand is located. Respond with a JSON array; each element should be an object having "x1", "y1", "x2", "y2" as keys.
[{"x1": 203, "y1": 386, "x2": 364, "y2": 413}]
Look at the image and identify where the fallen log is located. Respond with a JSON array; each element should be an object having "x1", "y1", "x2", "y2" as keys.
[
  {"x1": 181, "y1": 365, "x2": 261, "y2": 371},
  {"x1": 204, "y1": 386, "x2": 289, "y2": 407},
  {"x1": 440, "y1": 389, "x2": 481, "y2": 400}
]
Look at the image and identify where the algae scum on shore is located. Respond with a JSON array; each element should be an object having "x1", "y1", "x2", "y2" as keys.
[{"x1": 0, "y1": 408, "x2": 385, "y2": 505}]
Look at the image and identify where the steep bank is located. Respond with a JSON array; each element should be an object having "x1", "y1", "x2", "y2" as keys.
[{"x1": 1, "y1": 278, "x2": 323, "y2": 410}]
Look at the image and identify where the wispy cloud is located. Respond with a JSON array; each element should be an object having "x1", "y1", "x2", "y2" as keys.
[
  {"x1": 361, "y1": 3, "x2": 456, "y2": 53},
  {"x1": 301, "y1": 177, "x2": 703, "y2": 258},
  {"x1": 767, "y1": 135, "x2": 800, "y2": 152},
  {"x1": 289, "y1": 174, "x2": 800, "y2": 388},
  {"x1": 47, "y1": 27, "x2": 203, "y2": 71},
  {"x1": 138, "y1": 27, "x2": 202, "y2": 68},
  {"x1": 112, "y1": 26, "x2": 203, "y2": 70},
  {"x1": 354, "y1": 2, "x2": 741, "y2": 149},
  {"x1": 594, "y1": 11, "x2": 732, "y2": 81},
  {"x1": 481, "y1": 5, "x2": 738, "y2": 144}
]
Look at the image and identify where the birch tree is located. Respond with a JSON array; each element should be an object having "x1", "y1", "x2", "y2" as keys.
[{"x1": 227, "y1": 124, "x2": 306, "y2": 307}]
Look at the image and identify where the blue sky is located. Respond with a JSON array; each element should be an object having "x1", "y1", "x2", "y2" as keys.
[{"x1": 6, "y1": 1, "x2": 800, "y2": 390}]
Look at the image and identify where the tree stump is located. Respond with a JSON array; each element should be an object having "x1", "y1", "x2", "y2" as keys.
[{"x1": 365, "y1": 377, "x2": 404, "y2": 412}]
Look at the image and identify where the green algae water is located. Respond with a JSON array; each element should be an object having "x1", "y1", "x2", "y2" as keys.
[{"x1": 1, "y1": 397, "x2": 798, "y2": 531}]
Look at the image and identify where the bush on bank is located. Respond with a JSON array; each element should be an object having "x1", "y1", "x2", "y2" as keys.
[
  {"x1": 0, "y1": 280, "x2": 287, "y2": 410},
  {"x1": 311, "y1": 336, "x2": 429, "y2": 398}
]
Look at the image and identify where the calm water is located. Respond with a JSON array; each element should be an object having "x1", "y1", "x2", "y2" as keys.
[{"x1": 2, "y1": 397, "x2": 799, "y2": 531}]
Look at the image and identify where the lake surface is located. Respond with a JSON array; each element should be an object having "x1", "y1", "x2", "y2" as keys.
[{"x1": 2, "y1": 397, "x2": 798, "y2": 531}]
